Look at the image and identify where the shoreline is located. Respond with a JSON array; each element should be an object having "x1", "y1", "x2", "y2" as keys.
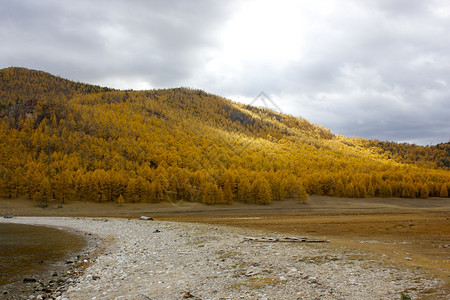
[
  {"x1": 0, "y1": 218, "x2": 101, "y2": 299},
  {"x1": 1, "y1": 217, "x2": 447, "y2": 299}
]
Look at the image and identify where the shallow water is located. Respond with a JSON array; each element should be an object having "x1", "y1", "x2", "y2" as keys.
[{"x1": 0, "y1": 223, "x2": 86, "y2": 287}]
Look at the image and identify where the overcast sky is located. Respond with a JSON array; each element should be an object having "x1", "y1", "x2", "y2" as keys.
[{"x1": 1, "y1": 0, "x2": 449, "y2": 145}]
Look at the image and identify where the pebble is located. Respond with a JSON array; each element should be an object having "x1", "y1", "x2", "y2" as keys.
[{"x1": 1, "y1": 217, "x2": 443, "y2": 300}]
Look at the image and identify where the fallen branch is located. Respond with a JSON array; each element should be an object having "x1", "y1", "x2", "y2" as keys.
[{"x1": 244, "y1": 236, "x2": 330, "y2": 243}]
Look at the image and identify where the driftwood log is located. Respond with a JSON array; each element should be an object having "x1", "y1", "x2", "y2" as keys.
[{"x1": 244, "y1": 237, "x2": 330, "y2": 243}]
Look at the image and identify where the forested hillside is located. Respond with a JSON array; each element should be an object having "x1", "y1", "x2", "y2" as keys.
[
  {"x1": 367, "y1": 140, "x2": 449, "y2": 170},
  {"x1": 0, "y1": 67, "x2": 449, "y2": 206}
]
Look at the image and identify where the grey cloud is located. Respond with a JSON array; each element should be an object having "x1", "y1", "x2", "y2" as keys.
[
  {"x1": 1, "y1": 0, "x2": 448, "y2": 145},
  {"x1": 262, "y1": 1, "x2": 450, "y2": 145},
  {"x1": 1, "y1": 0, "x2": 234, "y2": 86}
]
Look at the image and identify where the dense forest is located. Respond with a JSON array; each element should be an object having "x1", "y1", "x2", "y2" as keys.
[{"x1": 0, "y1": 67, "x2": 449, "y2": 206}]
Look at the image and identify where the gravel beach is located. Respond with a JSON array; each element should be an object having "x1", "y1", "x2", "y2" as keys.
[{"x1": 0, "y1": 217, "x2": 444, "y2": 299}]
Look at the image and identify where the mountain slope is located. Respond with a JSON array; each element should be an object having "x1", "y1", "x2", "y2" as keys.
[
  {"x1": 0, "y1": 67, "x2": 449, "y2": 204},
  {"x1": 0, "y1": 67, "x2": 111, "y2": 106}
]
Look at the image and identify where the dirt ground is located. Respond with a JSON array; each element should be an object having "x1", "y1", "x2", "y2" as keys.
[{"x1": 1, "y1": 196, "x2": 450, "y2": 295}]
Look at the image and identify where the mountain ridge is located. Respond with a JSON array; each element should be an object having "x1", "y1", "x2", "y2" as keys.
[{"x1": 0, "y1": 67, "x2": 448, "y2": 204}]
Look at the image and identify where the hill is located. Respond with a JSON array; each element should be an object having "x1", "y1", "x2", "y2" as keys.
[
  {"x1": 0, "y1": 67, "x2": 112, "y2": 107},
  {"x1": 0, "y1": 67, "x2": 448, "y2": 205}
]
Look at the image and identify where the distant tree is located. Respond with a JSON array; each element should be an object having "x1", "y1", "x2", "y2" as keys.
[
  {"x1": 440, "y1": 184, "x2": 448, "y2": 197},
  {"x1": 271, "y1": 175, "x2": 286, "y2": 200},
  {"x1": 254, "y1": 178, "x2": 272, "y2": 205},
  {"x1": 237, "y1": 178, "x2": 251, "y2": 203},
  {"x1": 420, "y1": 184, "x2": 429, "y2": 199},
  {"x1": 35, "y1": 176, "x2": 52, "y2": 208},
  {"x1": 151, "y1": 181, "x2": 165, "y2": 203},
  {"x1": 1, "y1": 68, "x2": 450, "y2": 205},
  {"x1": 222, "y1": 178, "x2": 234, "y2": 204},
  {"x1": 367, "y1": 183, "x2": 375, "y2": 197},
  {"x1": 202, "y1": 182, "x2": 216, "y2": 205},
  {"x1": 54, "y1": 170, "x2": 73, "y2": 203},
  {"x1": 216, "y1": 187, "x2": 224, "y2": 203},
  {"x1": 125, "y1": 178, "x2": 138, "y2": 203},
  {"x1": 117, "y1": 194, "x2": 125, "y2": 206},
  {"x1": 334, "y1": 179, "x2": 345, "y2": 197},
  {"x1": 297, "y1": 183, "x2": 309, "y2": 204},
  {"x1": 379, "y1": 182, "x2": 393, "y2": 198},
  {"x1": 283, "y1": 176, "x2": 298, "y2": 198}
]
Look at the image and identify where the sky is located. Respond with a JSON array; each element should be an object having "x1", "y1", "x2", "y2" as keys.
[{"x1": 1, "y1": 0, "x2": 449, "y2": 145}]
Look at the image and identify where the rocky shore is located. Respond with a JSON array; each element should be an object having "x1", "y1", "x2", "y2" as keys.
[
  {"x1": 1, "y1": 217, "x2": 444, "y2": 299},
  {"x1": 0, "y1": 220, "x2": 99, "y2": 300}
]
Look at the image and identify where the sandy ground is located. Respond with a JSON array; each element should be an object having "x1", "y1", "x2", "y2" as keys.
[
  {"x1": 2, "y1": 197, "x2": 449, "y2": 219},
  {"x1": 1, "y1": 216, "x2": 447, "y2": 300}
]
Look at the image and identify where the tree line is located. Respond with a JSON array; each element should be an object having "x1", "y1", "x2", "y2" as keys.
[{"x1": 0, "y1": 68, "x2": 449, "y2": 205}]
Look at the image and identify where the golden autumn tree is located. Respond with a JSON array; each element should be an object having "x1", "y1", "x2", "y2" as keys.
[
  {"x1": 117, "y1": 194, "x2": 125, "y2": 206},
  {"x1": 34, "y1": 176, "x2": 52, "y2": 207},
  {"x1": 237, "y1": 177, "x2": 251, "y2": 203},
  {"x1": 1, "y1": 67, "x2": 450, "y2": 205},
  {"x1": 440, "y1": 184, "x2": 449, "y2": 197},
  {"x1": 222, "y1": 177, "x2": 234, "y2": 204},
  {"x1": 297, "y1": 182, "x2": 309, "y2": 204},
  {"x1": 151, "y1": 180, "x2": 165, "y2": 203},
  {"x1": 270, "y1": 175, "x2": 286, "y2": 200},
  {"x1": 251, "y1": 178, "x2": 272, "y2": 205},
  {"x1": 125, "y1": 178, "x2": 139, "y2": 203},
  {"x1": 53, "y1": 170, "x2": 73, "y2": 203},
  {"x1": 420, "y1": 184, "x2": 429, "y2": 199},
  {"x1": 202, "y1": 182, "x2": 217, "y2": 205}
]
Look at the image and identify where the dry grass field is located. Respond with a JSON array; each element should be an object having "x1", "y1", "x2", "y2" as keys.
[{"x1": 2, "y1": 196, "x2": 449, "y2": 295}]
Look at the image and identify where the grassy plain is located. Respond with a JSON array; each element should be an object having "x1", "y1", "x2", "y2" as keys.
[{"x1": 1, "y1": 196, "x2": 449, "y2": 294}]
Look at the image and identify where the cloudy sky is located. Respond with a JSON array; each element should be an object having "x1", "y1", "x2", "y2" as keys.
[{"x1": 1, "y1": 0, "x2": 449, "y2": 145}]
